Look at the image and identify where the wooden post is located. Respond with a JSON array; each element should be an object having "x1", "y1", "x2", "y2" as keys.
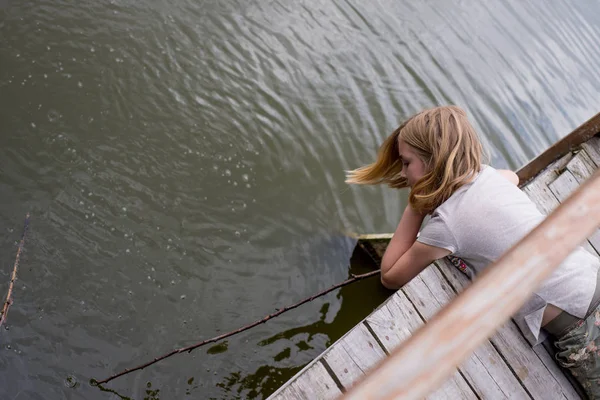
[{"x1": 342, "y1": 170, "x2": 600, "y2": 400}]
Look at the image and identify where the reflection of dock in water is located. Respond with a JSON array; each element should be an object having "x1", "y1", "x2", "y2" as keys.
[{"x1": 269, "y1": 113, "x2": 600, "y2": 399}]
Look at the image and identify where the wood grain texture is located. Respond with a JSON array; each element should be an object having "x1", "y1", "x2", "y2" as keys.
[
  {"x1": 269, "y1": 360, "x2": 342, "y2": 400},
  {"x1": 518, "y1": 112, "x2": 600, "y2": 185},
  {"x1": 522, "y1": 155, "x2": 597, "y2": 256},
  {"x1": 322, "y1": 322, "x2": 387, "y2": 389},
  {"x1": 563, "y1": 151, "x2": 600, "y2": 256},
  {"x1": 581, "y1": 136, "x2": 600, "y2": 167},
  {"x1": 521, "y1": 152, "x2": 573, "y2": 213},
  {"x1": 436, "y1": 259, "x2": 580, "y2": 400},
  {"x1": 564, "y1": 150, "x2": 596, "y2": 182},
  {"x1": 402, "y1": 267, "x2": 528, "y2": 399},
  {"x1": 522, "y1": 152, "x2": 574, "y2": 189},
  {"x1": 549, "y1": 169, "x2": 600, "y2": 254},
  {"x1": 366, "y1": 289, "x2": 476, "y2": 399}
]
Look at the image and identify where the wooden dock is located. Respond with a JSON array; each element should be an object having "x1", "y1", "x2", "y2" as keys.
[{"x1": 268, "y1": 135, "x2": 600, "y2": 400}]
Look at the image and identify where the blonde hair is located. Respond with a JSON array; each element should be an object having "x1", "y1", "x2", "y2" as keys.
[{"x1": 346, "y1": 105, "x2": 484, "y2": 214}]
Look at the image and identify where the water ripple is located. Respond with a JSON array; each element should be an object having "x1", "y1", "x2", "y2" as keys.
[{"x1": 2, "y1": 0, "x2": 600, "y2": 398}]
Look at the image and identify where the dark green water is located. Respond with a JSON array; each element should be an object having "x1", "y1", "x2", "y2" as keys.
[{"x1": 1, "y1": 0, "x2": 600, "y2": 398}]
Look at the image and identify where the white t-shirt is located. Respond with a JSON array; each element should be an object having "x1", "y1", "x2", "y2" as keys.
[{"x1": 417, "y1": 165, "x2": 600, "y2": 345}]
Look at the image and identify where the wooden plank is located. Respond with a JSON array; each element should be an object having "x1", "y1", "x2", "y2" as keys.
[
  {"x1": 565, "y1": 151, "x2": 600, "y2": 256},
  {"x1": 357, "y1": 239, "x2": 389, "y2": 265},
  {"x1": 564, "y1": 150, "x2": 595, "y2": 183},
  {"x1": 518, "y1": 112, "x2": 600, "y2": 185},
  {"x1": 555, "y1": 155, "x2": 597, "y2": 185},
  {"x1": 435, "y1": 259, "x2": 580, "y2": 400},
  {"x1": 365, "y1": 298, "x2": 412, "y2": 352},
  {"x1": 536, "y1": 340, "x2": 587, "y2": 399},
  {"x1": 522, "y1": 161, "x2": 597, "y2": 256},
  {"x1": 366, "y1": 290, "x2": 477, "y2": 399},
  {"x1": 269, "y1": 360, "x2": 342, "y2": 400},
  {"x1": 402, "y1": 267, "x2": 529, "y2": 398},
  {"x1": 365, "y1": 293, "x2": 419, "y2": 351},
  {"x1": 549, "y1": 170, "x2": 600, "y2": 255},
  {"x1": 322, "y1": 322, "x2": 387, "y2": 389},
  {"x1": 563, "y1": 153, "x2": 600, "y2": 256},
  {"x1": 581, "y1": 136, "x2": 600, "y2": 167},
  {"x1": 522, "y1": 152, "x2": 574, "y2": 190},
  {"x1": 523, "y1": 178, "x2": 560, "y2": 215},
  {"x1": 521, "y1": 152, "x2": 573, "y2": 215}
]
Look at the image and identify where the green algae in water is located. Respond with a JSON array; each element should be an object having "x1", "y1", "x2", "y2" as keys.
[
  {"x1": 273, "y1": 347, "x2": 291, "y2": 362},
  {"x1": 207, "y1": 341, "x2": 229, "y2": 354}
]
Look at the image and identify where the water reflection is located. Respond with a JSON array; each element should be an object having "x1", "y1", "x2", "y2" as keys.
[
  {"x1": 213, "y1": 245, "x2": 390, "y2": 399},
  {"x1": 88, "y1": 238, "x2": 387, "y2": 399}
]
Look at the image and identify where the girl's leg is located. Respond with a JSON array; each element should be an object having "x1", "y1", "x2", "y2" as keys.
[{"x1": 555, "y1": 309, "x2": 600, "y2": 399}]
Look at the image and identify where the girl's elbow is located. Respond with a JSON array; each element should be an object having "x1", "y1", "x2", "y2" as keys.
[
  {"x1": 380, "y1": 272, "x2": 401, "y2": 290},
  {"x1": 380, "y1": 258, "x2": 393, "y2": 274}
]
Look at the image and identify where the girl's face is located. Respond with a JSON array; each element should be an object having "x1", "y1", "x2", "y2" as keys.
[{"x1": 398, "y1": 139, "x2": 428, "y2": 187}]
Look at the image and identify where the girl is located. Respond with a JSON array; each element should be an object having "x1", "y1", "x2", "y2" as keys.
[{"x1": 346, "y1": 105, "x2": 600, "y2": 398}]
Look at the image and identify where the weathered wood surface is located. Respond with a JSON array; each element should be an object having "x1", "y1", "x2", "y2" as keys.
[
  {"x1": 271, "y1": 359, "x2": 342, "y2": 400},
  {"x1": 518, "y1": 112, "x2": 600, "y2": 185},
  {"x1": 269, "y1": 133, "x2": 600, "y2": 400},
  {"x1": 437, "y1": 258, "x2": 581, "y2": 400},
  {"x1": 323, "y1": 322, "x2": 387, "y2": 389},
  {"x1": 367, "y1": 290, "x2": 477, "y2": 399},
  {"x1": 403, "y1": 268, "x2": 528, "y2": 398},
  {"x1": 549, "y1": 169, "x2": 600, "y2": 254},
  {"x1": 581, "y1": 137, "x2": 600, "y2": 167},
  {"x1": 523, "y1": 151, "x2": 600, "y2": 256}
]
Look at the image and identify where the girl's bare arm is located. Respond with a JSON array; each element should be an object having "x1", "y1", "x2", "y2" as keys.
[
  {"x1": 381, "y1": 242, "x2": 450, "y2": 289},
  {"x1": 380, "y1": 205, "x2": 450, "y2": 289},
  {"x1": 381, "y1": 205, "x2": 424, "y2": 273}
]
